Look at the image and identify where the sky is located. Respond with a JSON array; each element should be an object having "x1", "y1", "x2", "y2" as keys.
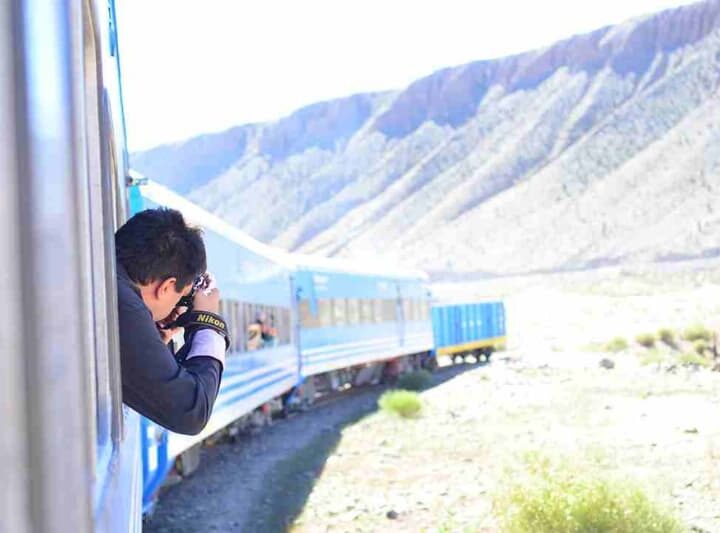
[{"x1": 117, "y1": 0, "x2": 700, "y2": 151}]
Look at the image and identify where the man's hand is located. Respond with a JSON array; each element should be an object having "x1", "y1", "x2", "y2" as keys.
[
  {"x1": 156, "y1": 307, "x2": 187, "y2": 344},
  {"x1": 194, "y1": 286, "x2": 220, "y2": 314}
]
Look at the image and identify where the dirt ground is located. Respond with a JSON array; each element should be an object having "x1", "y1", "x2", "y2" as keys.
[
  {"x1": 145, "y1": 259, "x2": 720, "y2": 532},
  {"x1": 292, "y1": 359, "x2": 720, "y2": 532}
]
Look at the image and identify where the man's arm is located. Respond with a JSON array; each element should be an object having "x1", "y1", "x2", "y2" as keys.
[{"x1": 119, "y1": 300, "x2": 224, "y2": 435}]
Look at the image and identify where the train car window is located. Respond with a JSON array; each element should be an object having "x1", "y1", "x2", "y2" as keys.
[
  {"x1": 381, "y1": 299, "x2": 397, "y2": 322},
  {"x1": 219, "y1": 299, "x2": 242, "y2": 353},
  {"x1": 299, "y1": 299, "x2": 321, "y2": 328},
  {"x1": 276, "y1": 308, "x2": 291, "y2": 344},
  {"x1": 402, "y1": 299, "x2": 412, "y2": 321},
  {"x1": 318, "y1": 300, "x2": 333, "y2": 327},
  {"x1": 416, "y1": 300, "x2": 424, "y2": 320},
  {"x1": 373, "y1": 299, "x2": 383, "y2": 323},
  {"x1": 360, "y1": 299, "x2": 373, "y2": 324},
  {"x1": 234, "y1": 301, "x2": 244, "y2": 352},
  {"x1": 235, "y1": 301, "x2": 291, "y2": 351},
  {"x1": 332, "y1": 299, "x2": 347, "y2": 326},
  {"x1": 347, "y1": 299, "x2": 360, "y2": 325}
]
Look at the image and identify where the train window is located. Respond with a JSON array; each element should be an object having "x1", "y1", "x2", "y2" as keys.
[
  {"x1": 347, "y1": 299, "x2": 360, "y2": 325},
  {"x1": 403, "y1": 299, "x2": 413, "y2": 321},
  {"x1": 318, "y1": 299, "x2": 333, "y2": 327},
  {"x1": 228, "y1": 301, "x2": 239, "y2": 352},
  {"x1": 423, "y1": 300, "x2": 431, "y2": 320},
  {"x1": 299, "y1": 299, "x2": 321, "y2": 328},
  {"x1": 332, "y1": 299, "x2": 347, "y2": 326},
  {"x1": 381, "y1": 299, "x2": 397, "y2": 322},
  {"x1": 219, "y1": 299, "x2": 243, "y2": 353},
  {"x1": 360, "y1": 299, "x2": 374, "y2": 324},
  {"x1": 414, "y1": 299, "x2": 425, "y2": 321},
  {"x1": 373, "y1": 299, "x2": 383, "y2": 323},
  {"x1": 223, "y1": 300, "x2": 292, "y2": 351}
]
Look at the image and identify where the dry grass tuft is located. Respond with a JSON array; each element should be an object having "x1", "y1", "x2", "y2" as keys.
[
  {"x1": 636, "y1": 333, "x2": 657, "y2": 348},
  {"x1": 495, "y1": 454, "x2": 682, "y2": 533},
  {"x1": 378, "y1": 390, "x2": 423, "y2": 418}
]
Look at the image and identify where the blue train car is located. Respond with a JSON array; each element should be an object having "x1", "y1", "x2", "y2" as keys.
[
  {"x1": 432, "y1": 302, "x2": 506, "y2": 361},
  {"x1": 130, "y1": 179, "x2": 299, "y2": 511},
  {"x1": 293, "y1": 255, "x2": 434, "y2": 380}
]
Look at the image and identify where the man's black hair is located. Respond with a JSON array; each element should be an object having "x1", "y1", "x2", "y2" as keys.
[{"x1": 116, "y1": 208, "x2": 207, "y2": 289}]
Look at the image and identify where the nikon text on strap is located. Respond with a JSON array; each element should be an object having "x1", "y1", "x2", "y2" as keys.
[{"x1": 174, "y1": 310, "x2": 231, "y2": 351}]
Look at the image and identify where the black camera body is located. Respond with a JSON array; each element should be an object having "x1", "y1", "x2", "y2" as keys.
[{"x1": 176, "y1": 272, "x2": 210, "y2": 310}]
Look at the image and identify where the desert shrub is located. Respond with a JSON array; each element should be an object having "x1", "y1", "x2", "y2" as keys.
[
  {"x1": 636, "y1": 333, "x2": 656, "y2": 348},
  {"x1": 678, "y1": 352, "x2": 710, "y2": 368},
  {"x1": 683, "y1": 324, "x2": 712, "y2": 342},
  {"x1": 657, "y1": 328, "x2": 677, "y2": 348},
  {"x1": 495, "y1": 456, "x2": 681, "y2": 533},
  {"x1": 605, "y1": 337, "x2": 628, "y2": 353},
  {"x1": 378, "y1": 390, "x2": 422, "y2": 418},
  {"x1": 693, "y1": 339, "x2": 709, "y2": 356},
  {"x1": 397, "y1": 369, "x2": 433, "y2": 391}
]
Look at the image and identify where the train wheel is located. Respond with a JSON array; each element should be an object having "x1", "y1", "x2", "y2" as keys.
[
  {"x1": 423, "y1": 354, "x2": 438, "y2": 372},
  {"x1": 485, "y1": 348, "x2": 494, "y2": 363}
]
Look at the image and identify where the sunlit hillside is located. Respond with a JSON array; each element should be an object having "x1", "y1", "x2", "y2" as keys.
[{"x1": 133, "y1": 0, "x2": 720, "y2": 277}]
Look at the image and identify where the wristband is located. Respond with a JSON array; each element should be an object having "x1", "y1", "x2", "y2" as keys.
[{"x1": 174, "y1": 310, "x2": 231, "y2": 351}]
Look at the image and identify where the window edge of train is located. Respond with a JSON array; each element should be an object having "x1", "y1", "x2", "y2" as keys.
[{"x1": 86, "y1": 0, "x2": 143, "y2": 530}]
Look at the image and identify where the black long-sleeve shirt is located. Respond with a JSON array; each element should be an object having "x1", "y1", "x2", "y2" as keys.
[{"x1": 117, "y1": 264, "x2": 223, "y2": 435}]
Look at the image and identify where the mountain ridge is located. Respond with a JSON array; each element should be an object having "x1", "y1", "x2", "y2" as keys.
[{"x1": 132, "y1": 0, "x2": 720, "y2": 275}]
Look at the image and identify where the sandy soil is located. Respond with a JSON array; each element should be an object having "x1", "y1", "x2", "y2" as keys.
[{"x1": 292, "y1": 360, "x2": 720, "y2": 532}]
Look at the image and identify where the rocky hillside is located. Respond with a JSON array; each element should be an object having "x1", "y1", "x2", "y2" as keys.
[{"x1": 132, "y1": 0, "x2": 720, "y2": 276}]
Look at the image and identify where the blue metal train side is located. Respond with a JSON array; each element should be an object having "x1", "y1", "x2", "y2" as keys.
[
  {"x1": 432, "y1": 302, "x2": 506, "y2": 356},
  {"x1": 294, "y1": 264, "x2": 434, "y2": 376}
]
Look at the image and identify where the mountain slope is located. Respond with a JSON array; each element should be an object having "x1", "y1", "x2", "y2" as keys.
[{"x1": 132, "y1": 0, "x2": 720, "y2": 275}]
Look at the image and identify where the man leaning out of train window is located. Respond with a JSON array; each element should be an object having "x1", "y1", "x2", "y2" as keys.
[{"x1": 115, "y1": 208, "x2": 230, "y2": 435}]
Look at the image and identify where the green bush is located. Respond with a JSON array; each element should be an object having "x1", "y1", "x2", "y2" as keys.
[
  {"x1": 678, "y1": 352, "x2": 710, "y2": 368},
  {"x1": 693, "y1": 339, "x2": 709, "y2": 356},
  {"x1": 605, "y1": 337, "x2": 628, "y2": 353},
  {"x1": 495, "y1": 459, "x2": 681, "y2": 533},
  {"x1": 397, "y1": 369, "x2": 433, "y2": 391},
  {"x1": 378, "y1": 390, "x2": 422, "y2": 418},
  {"x1": 635, "y1": 333, "x2": 656, "y2": 348},
  {"x1": 683, "y1": 324, "x2": 712, "y2": 342},
  {"x1": 657, "y1": 328, "x2": 676, "y2": 347}
]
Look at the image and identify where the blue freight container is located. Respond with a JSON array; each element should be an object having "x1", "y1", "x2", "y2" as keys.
[{"x1": 432, "y1": 302, "x2": 506, "y2": 357}]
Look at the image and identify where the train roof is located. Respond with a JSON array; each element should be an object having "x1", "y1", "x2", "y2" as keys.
[
  {"x1": 289, "y1": 252, "x2": 429, "y2": 282},
  {"x1": 133, "y1": 175, "x2": 429, "y2": 283}
]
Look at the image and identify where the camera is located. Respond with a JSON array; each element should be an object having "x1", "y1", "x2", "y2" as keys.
[{"x1": 176, "y1": 273, "x2": 210, "y2": 310}]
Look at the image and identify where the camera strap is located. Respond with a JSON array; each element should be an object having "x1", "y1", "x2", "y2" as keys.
[{"x1": 175, "y1": 310, "x2": 231, "y2": 351}]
